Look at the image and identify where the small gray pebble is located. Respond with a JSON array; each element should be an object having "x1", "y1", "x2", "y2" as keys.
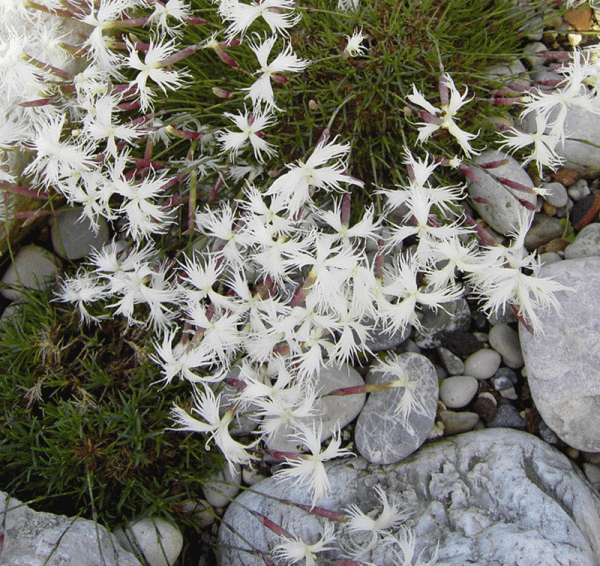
[
  {"x1": 438, "y1": 347, "x2": 465, "y2": 376},
  {"x1": 435, "y1": 365, "x2": 448, "y2": 380},
  {"x1": 488, "y1": 404, "x2": 526, "y2": 429},
  {"x1": 491, "y1": 375, "x2": 516, "y2": 391},
  {"x1": 493, "y1": 367, "x2": 519, "y2": 384},
  {"x1": 539, "y1": 420, "x2": 560, "y2": 445},
  {"x1": 541, "y1": 182, "x2": 569, "y2": 208}
]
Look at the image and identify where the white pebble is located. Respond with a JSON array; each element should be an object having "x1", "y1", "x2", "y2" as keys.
[
  {"x1": 440, "y1": 376, "x2": 479, "y2": 409},
  {"x1": 202, "y1": 464, "x2": 242, "y2": 508},
  {"x1": 489, "y1": 323, "x2": 524, "y2": 368},
  {"x1": 464, "y1": 348, "x2": 502, "y2": 380},
  {"x1": 179, "y1": 500, "x2": 215, "y2": 528},
  {"x1": 113, "y1": 517, "x2": 183, "y2": 566}
]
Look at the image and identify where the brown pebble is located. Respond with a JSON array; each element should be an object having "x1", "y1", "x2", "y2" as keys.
[
  {"x1": 553, "y1": 168, "x2": 579, "y2": 187},
  {"x1": 474, "y1": 393, "x2": 498, "y2": 424},
  {"x1": 542, "y1": 201, "x2": 557, "y2": 216},
  {"x1": 570, "y1": 193, "x2": 600, "y2": 230},
  {"x1": 564, "y1": 6, "x2": 594, "y2": 32},
  {"x1": 539, "y1": 238, "x2": 568, "y2": 253}
]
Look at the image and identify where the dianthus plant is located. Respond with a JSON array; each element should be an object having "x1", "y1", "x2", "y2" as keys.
[{"x1": 0, "y1": 0, "x2": 577, "y2": 533}]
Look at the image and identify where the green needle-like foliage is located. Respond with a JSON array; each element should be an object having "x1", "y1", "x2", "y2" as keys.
[
  {"x1": 280, "y1": 0, "x2": 545, "y2": 185},
  {"x1": 147, "y1": 0, "x2": 552, "y2": 220},
  {"x1": 0, "y1": 287, "x2": 223, "y2": 528}
]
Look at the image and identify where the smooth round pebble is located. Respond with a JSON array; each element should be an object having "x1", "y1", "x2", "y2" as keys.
[
  {"x1": 179, "y1": 500, "x2": 215, "y2": 528},
  {"x1": 439, "y1": 410, "x2": 480, "y2": 435},
  {"x1": 489, "y1": 323, "x2": 524, "y2": 368},
  {"x1": 202, "y1": 464, "x2": 242, "y2": 508},
  {"x1": 439, "y1": 375, "x2": 479, "y2": 409},
  {"x1": 1, "y1": 244, "x2": 61, "y2": 301},
  {"x1": 541, "y1": 182, "x2": 569, "y2": 208},
  {"x1": 113, "y1": 518, "x2": 183, "y2": 566},
  {"x1": 464, "y1": 348, "x2": 502, "y2": 380}
]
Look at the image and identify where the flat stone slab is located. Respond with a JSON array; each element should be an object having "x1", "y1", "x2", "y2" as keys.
[
  {"x1": 217, "y1": 429, "x2": 600, "y2": 566},
  {"x1": 519, "y1": 256, "x2": 600, "y2": 451}
]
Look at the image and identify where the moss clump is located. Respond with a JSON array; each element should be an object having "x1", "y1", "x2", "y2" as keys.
[{"x1": 0, "y1": 287, "x2": 222, "y2": 528}]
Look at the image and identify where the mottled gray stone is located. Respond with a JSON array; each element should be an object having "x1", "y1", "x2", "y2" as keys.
[
  {"x1": 439, "y1": 410, "x2": 480, "y2": 435},
  {"x1": 564, "y1": 223, "x2": 600, "y2": 259},
  {"x1": 354, "y1": 353, "x2": 438, "y2": 464},
  {"x1": 467, "y1": 150, "x2": 537, "y2": 236},
  {"x1": 217, "y1": 429, "x2": 600, "y2": 566},
  {"x1": 0, "y1": 492, "x2": 139, "y2": 566},
  {"x1": 413, "y1": 297, "x2": 471, "y2": 349},
  {"x1": 524, "y1": 214, "x2": 562, "y2": 251},
  {"x1": 519, "y1": 256, "x2": 600, "y2": 451}
]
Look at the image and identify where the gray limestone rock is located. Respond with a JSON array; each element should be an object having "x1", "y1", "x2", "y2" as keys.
[
  {"x1": 564, "y1": 222, "x2": 600, "y2": 259},
  {"x1": 519, "y1": 256, "x2": 600, "y2": 451},
  {"x1": 0, "y1": 492, "x2": 139, "y2": 566},
  {"x1": 51, "y1": 207, "x2": 110, "y2": 260},
  {"x1": 364, "y1": 315, "x2": 411, "y2": 353},
  {"x1": 466, "y1": 150, "x2": 538, "y2": 236},
  {"x1": 354, "y1": 352, "x2": 438, "y2": 464},
  {"x1": 542, "y1": 106, "x2": 600, "y2": 172},
  {"x1": 217, "y1": 429, "x2": 600, "y2": 566}
]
